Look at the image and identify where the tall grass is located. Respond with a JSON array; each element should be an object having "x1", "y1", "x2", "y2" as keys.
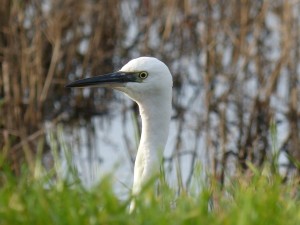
[{"x1": 0, "y1": 156, "x2": 300, "y2": 225}]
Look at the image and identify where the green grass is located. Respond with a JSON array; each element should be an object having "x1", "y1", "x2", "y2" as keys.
[{"x1": 0, "y1": 161, "x2": 300, "y2": 225}]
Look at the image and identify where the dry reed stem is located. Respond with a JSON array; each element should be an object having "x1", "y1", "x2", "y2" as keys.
[{"x1": 0, "y1": 0, "x2": 299, "y2": 180}]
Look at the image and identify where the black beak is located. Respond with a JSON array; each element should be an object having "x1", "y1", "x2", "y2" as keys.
[{"x1": 66, "y1": 71, "x2": 137, "y2": 88}]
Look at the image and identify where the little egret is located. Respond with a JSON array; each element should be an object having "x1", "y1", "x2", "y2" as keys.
[{"x1": 66, "y1": 57, "x2": 173, "y2": 211}]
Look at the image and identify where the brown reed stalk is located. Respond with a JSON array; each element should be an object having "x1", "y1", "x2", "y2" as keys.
[{"x1": 0, "y1": 0, "x2": 299, "y2": 181}]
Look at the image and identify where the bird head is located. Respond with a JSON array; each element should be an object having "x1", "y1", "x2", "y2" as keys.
[{"x1": 66, "y1": 57, "x2": 173, "y2": 104}]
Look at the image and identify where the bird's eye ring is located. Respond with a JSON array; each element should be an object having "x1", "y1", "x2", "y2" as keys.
[{"x1": 139, "y1": 71, "x2": 148, "y2": 79}]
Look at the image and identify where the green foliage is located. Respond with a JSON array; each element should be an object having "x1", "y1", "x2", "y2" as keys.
[{"x1": 0, "y1": 161, "x2": 300, "y2": 225}]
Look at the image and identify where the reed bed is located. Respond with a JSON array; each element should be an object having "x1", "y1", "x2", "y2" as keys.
[{"x1": 0, "y1": 0, "x2": 299, "y2": 183}]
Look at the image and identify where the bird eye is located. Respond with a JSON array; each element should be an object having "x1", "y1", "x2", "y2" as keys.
[{"x1": 139, "y1": 71, "x2": 148, "y2": 79}]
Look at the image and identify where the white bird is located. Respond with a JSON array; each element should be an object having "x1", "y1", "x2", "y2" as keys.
[{"x1": 66, "y1": 57, "x2": 173, "y2": 211}]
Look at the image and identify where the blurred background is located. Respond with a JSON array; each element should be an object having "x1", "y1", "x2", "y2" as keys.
[{"x1": 0, "y1": 0, "x2": 299, "y2": 193}]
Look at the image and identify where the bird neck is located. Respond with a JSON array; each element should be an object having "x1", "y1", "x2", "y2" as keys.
[
  {"x1": 138, "y1": 98, "x2": 171, "y2": 158},
  {"x1": 132, "y1": 94, "x2": 172, "y2": 194}
]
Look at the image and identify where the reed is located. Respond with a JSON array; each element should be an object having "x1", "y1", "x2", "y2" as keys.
[{"x1": 0, "y1": 0, "x2": 299, "y2": 180}]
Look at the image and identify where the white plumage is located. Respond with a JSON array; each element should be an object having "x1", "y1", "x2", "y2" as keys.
[{"x1": 67, "y1": 57, "x2": 173, "y2": 211}]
